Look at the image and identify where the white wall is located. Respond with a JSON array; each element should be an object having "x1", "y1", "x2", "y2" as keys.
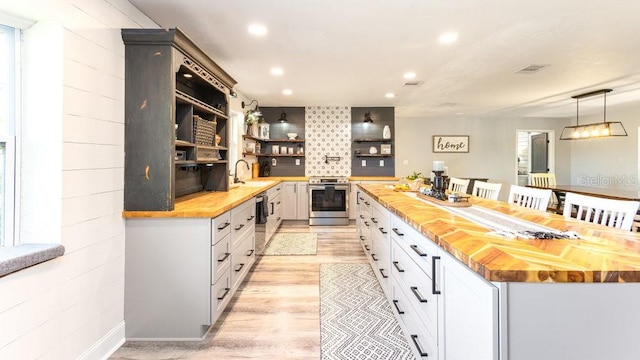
[
  {"x1": 0, "y1": 1, "x2": 156, "y2": 359},
  {"x1": 395, "y1": 115, "x2": 572, "y2": 200},
  {"x1": 569, "y1": 100, "x2": 640, "y2": 189}
]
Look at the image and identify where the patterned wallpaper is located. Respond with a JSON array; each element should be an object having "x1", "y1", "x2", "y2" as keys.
[{"x1": 305, "y1": 106, "x2": 352, "y2": 176}]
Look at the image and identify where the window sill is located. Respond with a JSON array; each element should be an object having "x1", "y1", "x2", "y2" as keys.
[{"x1": 0, "y1": 244, "x2": 65, "y2": 277}]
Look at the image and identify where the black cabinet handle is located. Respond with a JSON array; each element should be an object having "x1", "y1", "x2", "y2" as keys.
[
  {"x1": 246, "y1": 249, "x2": 254, "y2": 256},
  {"x1": 371, "y1": 217, "x2": 378, "y2": 224},
  {"x1": 432, "y1": 256, "x2": 441, "y2": 295},
  {"x1": 410, "y1": 335, "x2": 429, "y2": 358},
  {"x1": 277, "y1": 217, "x2": 281, "y2": 221},
  {"x1": 392, "y1": 227, "x2": 404, "y2": 236},
  {"x1": 379, "y1": 268, "x2": 388, "y2": 278},
  {"x1": 235, "y1": 263, "x2": 245, "y2": 272},
  {"x1": 217, "y1": 222, "x2": 230, "y2": 231},
  {"x1": 364, "y1": 201, "x2": 370, "y2": 206},
  {"x1": 270, "y1": 202, "x2": 274, "y2": 215},
  {"x1": 364, "y1": 245, "x2": 370, "y2": 251},
  {"x1": 359, "y1": 235, "x2": 365, "y2": 241},
  {"x1": 410, "y1": 244, "x2": 427, "y2": 257},
  {"x1": 234, "y1": 224, "x2": 245, "y2": 231},
  {"x1": 392, "y1": 261, "x2": 405, "y2": 273},
  {"x1": 364, "y1": 221, "x2": 370, "y2": 227},
  {"x1": 359, "y1": 214, "x2": 364, "y2": 219},
  {"x1": 392, "y1": 300, "x2": 404, "y2": 315},
  {"x1": 371, "y1": 254, "x2": 379, "y2": 261},
  {"x1": 247, "y1": 215, "x2": 255, "y2": 221},
  {"x1": 410, "y1": 286, "x2": 428, "y2": 303},
  {"x1": 217, "y1": 287, "x2": 230, "y2": 300},
  {"x1": 217, "y1": 252, "x2": 230, "y2": 263},
  {"x1": 379, "y1": 227, "x2": 387, "y2": 234}
]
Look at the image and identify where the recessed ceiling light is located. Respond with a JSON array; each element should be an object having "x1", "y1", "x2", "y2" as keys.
[
  {"x1": 403, "y1": 72, "x2": 416, "y2": 79},
  {"x1": 385, "y1": 93, "x2": 395, "y2": 98},
  {"x1": 271, "y1": 67, "x2": 283, "y2": 76},
  {"x1": 282, "y1": 89, "x2": 293, "y2": 95},
  {"x1": 438, "y1": 31, "x2": 458, "y2": 44},
  {"x1": 248, "y1": 24, "x2": 267, "y2": 36}
]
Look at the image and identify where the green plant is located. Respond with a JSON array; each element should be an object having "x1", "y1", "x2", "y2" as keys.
[{"x1": 406, "y1": 171, "x2": 422, "y2": 181}]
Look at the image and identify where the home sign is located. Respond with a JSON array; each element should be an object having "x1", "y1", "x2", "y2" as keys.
[{"x1": 432, "y1": 135, "x2": 469, "y2": 153}]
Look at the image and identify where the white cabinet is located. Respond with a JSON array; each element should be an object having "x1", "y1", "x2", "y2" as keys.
[
  {"x1": 282, "y1": 181, "x2": 309, "y2": 220},
  {"x1": 370, "y1": 202, "x2": 391, "y2": 297},
  {"x1": 265, "y1": 183, "x2": 283, "y2": 241},
  {"x1": 437, "y1": 251, "x2": 499, "y2": 360},
  {"x1": 124, "y1": 198, "x2": 256, "y2": 340}
]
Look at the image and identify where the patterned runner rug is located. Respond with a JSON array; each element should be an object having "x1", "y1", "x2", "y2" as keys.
[
  {"x1": 320, "y1": 263, "x2": 415, "y2": 360},
  {"x1": 263, "y1": 232, "x2": 317, "y2": 255}
]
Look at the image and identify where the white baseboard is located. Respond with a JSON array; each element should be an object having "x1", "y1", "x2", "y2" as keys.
[{"x1": 76, "y1": 321, "x2": 125, "y2": 360}]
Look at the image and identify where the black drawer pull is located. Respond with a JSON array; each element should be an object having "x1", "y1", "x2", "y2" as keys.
[
  {"x1": 364, "y1": 201, "x2": 370, "y2": 205},
  {"x1": 392, "y1": 261, "x2": 405, "y2": 272},
  {"x1": 246, "y1": 249, "x2": 254, "y2": 256},
  {"x1": 371, "y1": 217, "x2": 378, "y2": 224},
  {"x1": 379, "y1": 227, "x2": 387, "y2": 234},
  {"x1": 277, "y1": 217, "x2": 281, "y2": 221},
  {"x1": 410, "y1": 244, "x2": 427, "y2": 257},
  {"x1": 247, "y1": 215, "x2": 255, "y2": 221},
  {"x1": 411, "y1": 286, "x2": 428, "y2": 303},
  {"x1": 432, "y1": 256, "x2": 441, "y2": 295},
  {"x1": 217, "y1": 287, "x2": 230, "y2": 300},
  {"x1": 359, "y1": 214, "x2": 364, "y2": 219},
  {"x1": 217, "y1": 252, "x2": 230, "y2": 263},
  {"x1": 364, "y1": 245, "x2": 370, "y2": 251},
  {"x1": 392, "y1": 300, "x2": 404, "y2": 315},
  {"x1": 379, "y1": 268, "x2": 388, "y2": 278},
  {"x1": 371, "y1": 253, "x2": 379, "y2": 261},
  {"x1": 359, "y1": 235, "x2": 365, "y2": 241},
  {"x1": 364, "y1": 221, "x2": 370, "y2": 227},
  {"x1": 217, "y1": 222, "x2": 230, "y2": 231},
  {"x1": 410, "y1": 335, "x2": 429, "y2": 357},
  {"x1": 392, "y1": 227, "x2": 404, "y2": 236},
  {"x1": 235, "y1": 263, "x2": 245, "y2": 272},
  {"x1": 234, "y1": 224, "x2": 245, "y2": 231}
]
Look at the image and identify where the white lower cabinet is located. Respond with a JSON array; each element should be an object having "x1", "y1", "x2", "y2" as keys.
[
  {"x1": 124, "y1": 197, "x2": 256, "y2": 340},
  {"x1": 265, "y1": 183, "x2": 282, "y2": 241},
  {"x1": 282, "y1": 181, "x2": 309, "y2": 220}
]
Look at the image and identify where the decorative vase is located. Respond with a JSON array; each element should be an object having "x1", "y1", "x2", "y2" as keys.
[{"x1": 383, "y1": 125, "x2": 391, "y2": 139}]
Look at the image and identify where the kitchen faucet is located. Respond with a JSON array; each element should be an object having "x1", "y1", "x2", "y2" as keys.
[{"x1": 234, "y1": 159, "x2": 250, "y2": 184}]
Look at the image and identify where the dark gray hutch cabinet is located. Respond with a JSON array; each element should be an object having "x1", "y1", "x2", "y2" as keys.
[{"x1": 122, "y1": 28, "x2": 237, "y2": 211}]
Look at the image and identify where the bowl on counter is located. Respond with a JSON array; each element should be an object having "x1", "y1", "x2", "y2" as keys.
[{"x1": 286, "y1": 132, "x2": 297, "y2": 140}]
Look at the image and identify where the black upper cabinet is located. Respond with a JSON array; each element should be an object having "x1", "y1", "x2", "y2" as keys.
[
  {"x1": 351, "y1": 107, "x2": 395, "y2": 176},
  {"x1": 122, "y1": 28, "x2": 237, "y2": 211}
]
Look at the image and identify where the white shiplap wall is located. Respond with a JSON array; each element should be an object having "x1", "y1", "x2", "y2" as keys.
[{"x1": 0, "y1": 1, "x2": 157, "y2": 359}]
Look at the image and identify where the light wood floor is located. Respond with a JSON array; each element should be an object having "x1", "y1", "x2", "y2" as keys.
[{"x1": 110, "y1": 222, "x2": 367, "y2": 360}]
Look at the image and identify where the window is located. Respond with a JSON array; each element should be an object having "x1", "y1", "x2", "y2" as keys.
[{"x1": 0, "y1": 24, "x2": 18, "y2": 246}]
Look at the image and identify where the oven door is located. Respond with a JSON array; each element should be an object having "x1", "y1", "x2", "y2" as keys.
[{"x1": 309, "y1": 184, "x2": 349, "y2": 218}]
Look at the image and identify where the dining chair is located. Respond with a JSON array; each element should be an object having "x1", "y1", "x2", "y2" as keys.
[
  {"x1": 472, "y1": 181, "x2": 502, "y2": 201},
  {"x1": 507, "y1": 185, "x2": 552, "y2": 211},
  {"x1": 448, "y1": 177, "x2": 470, "y2": 194},
  {"x1": 562, "y1": 192, "x2": 640, "y2": 231},
  {"x1": 529, "y1": 173, "x2": 562, "y2": 207}
]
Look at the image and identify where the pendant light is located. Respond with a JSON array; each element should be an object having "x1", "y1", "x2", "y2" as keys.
[
  {"x1": 363, "y1": 112, "x2": 373, "y2": 123},
  {"x1": 278, "y1": 110, "x2": 288, "y2": 122},
  {"x1": 560, "y1": 89, "x2": 628, "y2": 140}
]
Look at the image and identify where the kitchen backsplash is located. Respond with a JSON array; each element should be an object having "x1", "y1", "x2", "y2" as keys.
[{"x1": 305, "y1": 106, "x2": 352, "y2": 177}]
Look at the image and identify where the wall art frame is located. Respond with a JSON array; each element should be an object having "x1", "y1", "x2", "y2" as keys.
[{"x1": 432, "y1": 135, "x2": 469, "y2": 153}]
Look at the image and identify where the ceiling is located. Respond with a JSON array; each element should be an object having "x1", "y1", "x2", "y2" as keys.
[{"x1": 128, "y1": 0, "x2": 640, "y2": 119}]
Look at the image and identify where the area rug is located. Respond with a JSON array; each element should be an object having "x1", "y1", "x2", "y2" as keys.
[
  {"x1": 262, "y1": 232, "x2": 318, "y2": 255},
  {"x1": 320, "y1": 263, "x2": 415, "y2": 360}
]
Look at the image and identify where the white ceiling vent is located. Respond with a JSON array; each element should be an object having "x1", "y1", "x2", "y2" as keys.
[
  {"x1": 516, "y1": 64, "x2": 548, "y2": 74},
  {"x1": 403, "y1": 81, "x2": 424, "y2": 86}
]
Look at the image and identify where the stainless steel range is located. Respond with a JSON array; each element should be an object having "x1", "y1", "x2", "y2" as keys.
[{"x1": 308, "y1": 176, "x2": 349, "y2": 226}]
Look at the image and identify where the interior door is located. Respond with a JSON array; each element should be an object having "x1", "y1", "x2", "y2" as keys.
[{"x1": 530, "y1": 133, "x2": 548, "y2": 173}]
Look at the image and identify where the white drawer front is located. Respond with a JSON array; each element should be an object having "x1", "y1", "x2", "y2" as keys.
[
  {"x1": 391, "y1": 239, "x2": 438, "y2": 327},
  {"x1": 211, "y1": 233, "x2": 230, "y2": 284},
  {"x1": 231, "y1": 199, "x2": 256, "y2": 250},
  {"x1": 231, "y1": 231, "x2": 255, "y2": 290},
  {"x1": 391, "y1": 283, "x2": 438, "y2": 360},
  {"x1": 390, "y1": 213, "x2": 439, "y2": 278},
  {"x1": 211, "y1": 272, "x2": 231, "y2": 324},
  {"x1": 212, "y1": 211, "x2": 231, "y2": 245}
]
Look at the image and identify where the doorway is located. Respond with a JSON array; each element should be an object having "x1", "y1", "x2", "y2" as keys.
[{"x1": 515, "y1": 130, "x2": 555, "y2": 186}]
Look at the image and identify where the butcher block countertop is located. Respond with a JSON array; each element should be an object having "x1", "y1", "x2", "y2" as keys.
[
  {"x1": 122, "y1": 179, "x2": 281, "y2": 219},
  {"x1": 359, "y1": 183, "x2": 640, "y2": 283}
]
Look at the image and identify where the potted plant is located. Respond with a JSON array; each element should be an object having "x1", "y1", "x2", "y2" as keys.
[{"x1": 245, "y1": 110, "x2": 259, "y2": 136}]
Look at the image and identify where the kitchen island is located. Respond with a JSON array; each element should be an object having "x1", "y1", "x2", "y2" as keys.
[{"x1": 357, "y1": 183, "x2": 640, "y2": 360}]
